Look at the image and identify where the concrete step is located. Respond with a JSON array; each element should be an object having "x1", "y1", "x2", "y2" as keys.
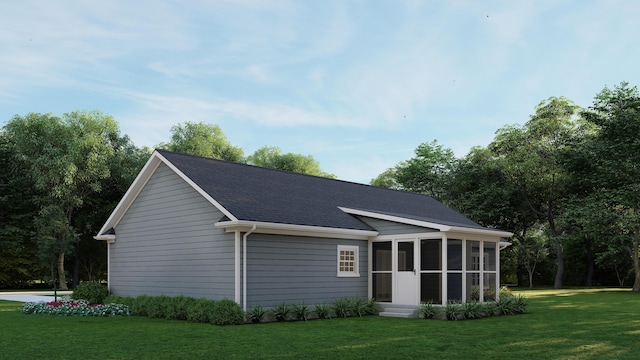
[{"x1": 378, "y1": 307, "x2": 417, "y2": 318}]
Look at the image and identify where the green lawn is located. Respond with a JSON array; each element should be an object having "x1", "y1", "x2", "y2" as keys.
[{"x1": 0, "y1": 288, "x2": 638, "y2": 359}]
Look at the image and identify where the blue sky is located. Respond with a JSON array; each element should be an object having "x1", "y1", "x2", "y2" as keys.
[{"x1": 1, "y1": 1, "x2": 638, "y2": 184}]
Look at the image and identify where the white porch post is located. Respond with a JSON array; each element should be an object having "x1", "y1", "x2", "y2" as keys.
[
  {"x1": 234, "y1": 231, "x2": 241, "y2": 304},
  {"x1": 441, "y1": 234, "x2": 447, "y2": 305}
]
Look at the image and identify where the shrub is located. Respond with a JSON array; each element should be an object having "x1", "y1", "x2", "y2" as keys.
[
  {"x1": 21, "y1": 299, "x2": 130, "y2": 317},
  {"x1": 130, "y1": 295, "x2": 154, "y2": 317},
  {"x1": 333, "y1": 298, "x2": 352, "y2": 318},
  {"x1": 364, "y1": 298, "x2": 378, "y2": 315},
  {"x1": 186, "y1": 298, "x2": 217, "y2": 323},
  {"x1": 461, "y1": 301, "x2": 482, "y2": 320},
  {"x1": 500, "y1": 286, "x2": 514, "y2": 298},
  {"x1": 271, "y1": 303, "x2": 291, "y2": 322},
  {"x1": 292, "y1": 302, "x2": 311, "y2": 321},
  {"x1": 480, "y1": 301, "x2": 498, "y2": 317},
  {"x1": 314, "y1": 303, "x2": 332, "y2": 319},
  {"x1": 146, "y1": 295, "x2": 172, "y2": 319},
  {"x1": 247, "y1": 305, "x2": 267, "y2": 323},
  {"x1": 211, "y1": 299, "x2": 243, "y2": 326},
  {"x1": 166, "y1": 295, "x2": 196, "y2": 321},
  {"x1": 418, "y1": 301, "x2": 438, "y2": 319},
  {"x1": 351, "y1": 297, "x2": 368, "y2": 317},
  {"x1": 496, "y1": 296, "x2": 516, "y2": 315},
  {"x1": 445, "y1": 302, "x2": 462, "y2": 320},
  {"x1": 72, "y1": 281, "x2": 109, "y2": 304},
  {"x1": 104, "y1": 295, "x2": 135, "y2": 308},
  {"x1": 512, "y1": 294, "x2": 528, "y2": 314}
]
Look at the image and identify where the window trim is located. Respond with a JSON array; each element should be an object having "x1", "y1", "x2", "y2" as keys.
[{"x1": 337, "y1": 245, "x2": 360, "y2": 277}]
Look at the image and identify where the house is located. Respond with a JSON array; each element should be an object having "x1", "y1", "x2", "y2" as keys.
[{"x1": 95, "y1": 150, "x2": 512, "y2": 313}]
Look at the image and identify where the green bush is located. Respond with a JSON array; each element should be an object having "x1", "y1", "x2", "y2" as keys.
[
  {"x1": 418, "y1": 301, "x2": 438, "y2": 319},
  {"x1": 104, "y1": 295, "x2": 135, "y2": 308},
  {"x1": 445, "y1": 302, "x2": 462, "y2": 320},
  {"x1": 246, "y1": 305, "x2": 267, "y2": 323},
  {"x1": 166, "y1": 295, "x2": 196, "y2": 321},
  {"x1": 186, "y1": 298, "x2": 217, "y2": 323},
  {"x1": 271, "y1": 303, "x2": 291, "y2": 322},
  {"x1": 292, "y1": 302, "x2": 311, "y2": 321},
  {"x1": 130, "y1": 295, "x2": 153, "y2": 317},
  {"x1": 314, "y1": 303, "x2": 332, "y2": 319},
  {"x1": 364, "y1": 298, "x2": 378, "y2": 315},
  {"x1": 146, "y1": 295, "x2": 172, "y2": 319},
  {"x1": 461, "y1": 301, "x2": 482, "y2": 320},
  {"x1": 333, "y1": 298, "x2": 352, "y2": 318},
  {"x1": 351, "y1": 297, "x2": 368, "y2": 317},
  {"x1": 512, "y1": 294, "x2": 528, "y2": 314},
  {"x1": 211, "y1": 299, "x2": 243, "y2": 326},
  {"x1": 72, "y1": 281, "x2": 109, "y2": 304},
  {"x1": 480, "y1": 301, "x2": 498, "y2": 317}
]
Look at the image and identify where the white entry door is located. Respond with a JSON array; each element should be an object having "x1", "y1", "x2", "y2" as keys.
[{"x1": 396, "y1": 240, "x2": 417, "y2": 304}]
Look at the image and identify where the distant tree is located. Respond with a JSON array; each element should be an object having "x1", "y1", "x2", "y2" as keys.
[
  {"x1": 159, "y1": 121, "x2": 244, "y2": 161},
  {"x1": 370, "y1": 167, "x2": 402, "y2": 189},
  {"x1": 247, "y1": 146, "x2": 336, "y2": 178},
  {"x1": 515, "y1": 230, "x2": 549, "y2": 288},
  {"x1": 394, "y1": 140, "x2": 458, "y2": 203},
  {"x1": 567, "y1": 82, "x2": 640, "y2": 291},
  {"x1": 3, "y1": 111, "x2": 135, "y2": 290},
  {"x1": 490, "y1": 97, "x2": 581, "y2": 289}
]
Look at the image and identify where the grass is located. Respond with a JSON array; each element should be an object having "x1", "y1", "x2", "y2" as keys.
[{"x1": 0, "y1": 288, "x2": 638, "y2": 359}]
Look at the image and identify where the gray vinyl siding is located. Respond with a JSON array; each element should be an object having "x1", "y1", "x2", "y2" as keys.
[
  {"x1": 357, "y1": 216, "x2": 437, "y2": 235},
  {"x1": 110, "y1": 162, "x2": 235, "y2": 300},
  {"x1": 245, "y1": 234, "x2": 368, "y2": 307}
]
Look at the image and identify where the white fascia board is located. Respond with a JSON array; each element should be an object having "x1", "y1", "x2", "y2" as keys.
[
  {"x1": 95, "y1": 151, "x2": 238, "y2": 239},
  {"x1": 215, "y1": 220, "x2": 378, "y2": 240},
  {"x1": 339, "y1": 207, "x2": 514, "y2": 239},
  {"x1": 93, "y1": 234, "x2": 116, "y2": 243},
  {"x1": 338, "y1": 207, "x2": 451, "y2": 231}
]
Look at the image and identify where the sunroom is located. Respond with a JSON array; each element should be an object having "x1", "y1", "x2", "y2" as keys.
[{"x1": 369, "y1": 233, "x2": 511, "y2": 306}]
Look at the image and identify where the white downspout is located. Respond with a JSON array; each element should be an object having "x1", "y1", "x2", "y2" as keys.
[{"x1": 242, "y1": 225, "x2": 257, "y2": 312}]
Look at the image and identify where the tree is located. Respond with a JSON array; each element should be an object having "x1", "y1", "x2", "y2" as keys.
[
  {"x1": 394, "y1": 140, "x2": 458, "y2": 203},
  {"x1": 247, "y1": 146, "x2": 336, "y2": 178},
  {"x1": 370, "y1": 167, "x2": 402, "y2": 189},
  {"x1": 569, "y1": 82, "x2": 640, "y2": 291},
  {"x1": 159, "y1": 121, "x2": 244, "y2": 161},
  {"x1": 490, "y1": 97, "x2": 581, "y2": 289},
  {"x1": 515, "y1": 231, "x2": 549, "y2": 288},
  {"x1": 3, "y1": 111, "x2": 134, "y2": 289}
]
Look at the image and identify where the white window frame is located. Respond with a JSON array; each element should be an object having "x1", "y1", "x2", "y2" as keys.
[{"x1": 337, "y1": 245, "x2": 360, "y2": 277}]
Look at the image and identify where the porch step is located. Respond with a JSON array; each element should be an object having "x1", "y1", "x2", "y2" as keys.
[{"x1": 378, "y1": 306, "x2": 418, "y2": 318}]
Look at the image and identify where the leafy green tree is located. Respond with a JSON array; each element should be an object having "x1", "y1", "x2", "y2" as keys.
[
  {"x1": 370, "y1": 167, "x2": 402, "y2": 189},
  {"x1": 515, "y1": 230, "x2": 549, "y2": 288},
  {"x1": 247, "y1": 146, "x2": 336, "y2": 178},
  {"x1": 490, "y1": 97, "x2": 581, "y2": 289},
  {"x1": 3, "y1": 111, "x2": 134, "y2": 289},
  {"x1": 394, "y1": 140, "x2": 458, "y2": 203},
  {"x1": 159, "y1": 121, "x2": 244, "y2": 161},
  {"x1": 567, "y1": 83, "x2": 640, "y2": 291}
]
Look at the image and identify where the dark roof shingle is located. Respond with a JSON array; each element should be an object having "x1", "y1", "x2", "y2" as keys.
[{"x1": 158, "y1": 150, "x2": 485, "y2": 231}]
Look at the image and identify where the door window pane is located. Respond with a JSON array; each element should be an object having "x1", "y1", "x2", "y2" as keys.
[
  {"x1": 397, "y1": 241, "x2": 414, "y2": 272},
  {"x1": 447, "y1": 239, "x2": 462, "y2": 270},
  {"x1": 420, "y1": 239, "x2": 442, "y2": 271},
  {"x1": 466, "y1": 273, "x2": 481, "y2": 301},
  {"x1": 373, "y1": 273, "x2": 392, "y2": 302},
  {"x1": 372, "y1": 242, "x2": 392, "y2": 271}
]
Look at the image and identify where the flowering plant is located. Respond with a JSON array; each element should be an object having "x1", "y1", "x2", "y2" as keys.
[{"x1": 20, "y1": 298, "x2": 131, "y2": 317}]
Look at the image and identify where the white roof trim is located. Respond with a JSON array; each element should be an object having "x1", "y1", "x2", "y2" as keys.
[
  {"x1": 339, "y1": 207, "x2": 513, "y2": 238},
  {"x1": 95, "y1": 150, "x2": 237, "y2": 239},
  {"x1": 215, "y1": 220, "x2": 379, "y2": 240}
]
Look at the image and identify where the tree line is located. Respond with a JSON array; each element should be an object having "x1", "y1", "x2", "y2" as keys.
[
  {"x1": 2, "y1": 82, "x2": 638, "y2": 292},
  {"x1": 0, "y1": 117, "x2": 333, "y2": 289},
  {"x1": 372, "y1": 82, "x2": 640, "y2": 291}
]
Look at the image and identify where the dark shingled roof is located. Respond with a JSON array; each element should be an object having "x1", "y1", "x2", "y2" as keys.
[{"x1": 158, "y1": 150, "x2": 485, "y2": 232}]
